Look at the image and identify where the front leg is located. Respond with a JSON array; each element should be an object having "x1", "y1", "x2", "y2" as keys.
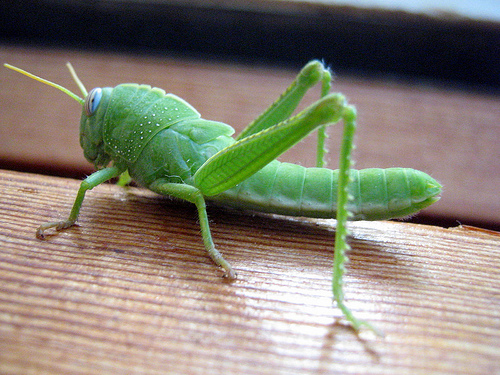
[{"x1": 37, "y1": 165, "x2": 124, "y2": 238}]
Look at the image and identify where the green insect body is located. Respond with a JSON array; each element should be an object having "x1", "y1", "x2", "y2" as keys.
[
  {"x1": 5, "y1": 60, "x2": 441, "y2": 335},
  {"x1": 214, "y1": 164, "x2": 438, "y2": 220},
  {"x1": 83, "y1": 84, "x2": 438, "y2": 221}
]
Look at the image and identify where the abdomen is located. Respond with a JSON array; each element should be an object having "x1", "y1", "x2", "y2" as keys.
[{"x1": 209, "y1": 161, "x2": 441, "y2": 220}]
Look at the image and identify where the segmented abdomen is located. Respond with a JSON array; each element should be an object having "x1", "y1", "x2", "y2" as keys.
[{"x1": 210, "y1": 160, "x2": 440, "y2": 220}]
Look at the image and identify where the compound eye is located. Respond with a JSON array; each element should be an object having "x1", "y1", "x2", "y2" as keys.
[{"x1": 85, "y1": 88, "x2": 102, "y2": 116}]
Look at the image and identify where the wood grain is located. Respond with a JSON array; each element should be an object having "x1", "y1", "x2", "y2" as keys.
[
  {"x1": 1, "y1": 46, "x2": 499, "y2": 226},
  {"x1": 0, "y1": 169, "x2": 498, "y2": 374}
]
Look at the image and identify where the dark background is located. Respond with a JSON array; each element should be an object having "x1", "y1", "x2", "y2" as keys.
[{"x1": 1, "y1": 0, "x2": 499, "y2": 92}]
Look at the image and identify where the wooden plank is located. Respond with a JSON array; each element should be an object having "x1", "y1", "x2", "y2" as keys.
[
  {"x1": 1, "y1": 45, "x2": 499, "y2": 226},
  {"x1": 0, "y1": 169, "x2": 498, "y2": 374}
]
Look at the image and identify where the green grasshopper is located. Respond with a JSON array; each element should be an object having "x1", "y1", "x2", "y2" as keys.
[{"x1": 4, "y1": 61, "x2": 441, "y2": 334}]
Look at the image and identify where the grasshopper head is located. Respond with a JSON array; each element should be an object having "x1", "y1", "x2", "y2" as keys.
[{"x1": 79, "y1": 87, "x2": 114, "y2": 169}]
